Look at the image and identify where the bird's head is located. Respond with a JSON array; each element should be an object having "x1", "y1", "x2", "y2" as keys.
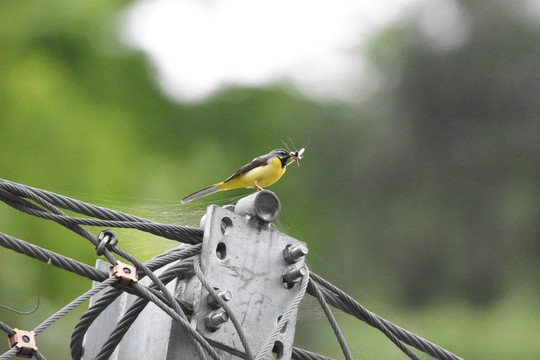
[
  {"x1": 271, "y1": 148, "x2": 305, "y2": 167},
  {"x1": 272, "y1": 149, "x2": 292, "y2": 167}
]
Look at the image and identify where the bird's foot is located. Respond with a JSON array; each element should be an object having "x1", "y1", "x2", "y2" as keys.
[{"x1": 255, "y1": 182, "x2": 264, "y2": 191}]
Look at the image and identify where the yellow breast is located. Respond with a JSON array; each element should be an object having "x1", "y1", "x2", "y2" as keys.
[{"x1": 219, "y1": 156, "x2": 286, "y2": 190}]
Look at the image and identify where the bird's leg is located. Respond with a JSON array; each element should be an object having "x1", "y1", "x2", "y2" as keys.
[{"x1": 255, "y1": 181, "x2": 264, "y2": 191}]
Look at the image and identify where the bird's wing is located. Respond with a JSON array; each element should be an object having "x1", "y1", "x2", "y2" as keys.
[{"x1": 222, "y1": 153, "x2": 272, "y2": 183}]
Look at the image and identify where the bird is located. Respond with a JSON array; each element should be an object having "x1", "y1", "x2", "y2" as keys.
[{"x1": 181, "y1": 148, "x2": 304, "y2": 204}]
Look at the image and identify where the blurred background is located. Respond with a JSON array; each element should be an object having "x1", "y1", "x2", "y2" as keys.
[{"x1": 1, "y1": 0, "x2": 540, "y2": 358}]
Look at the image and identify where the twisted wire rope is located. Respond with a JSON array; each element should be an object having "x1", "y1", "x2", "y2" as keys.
[
  {"x1": 310, "y1": 273, "x2": 462, "y2": 360},
  {"x1": 71, "y1": 244, "x2": 202, "y2": 359},
  {"x1": 307, "y1": 279, "x2": 353, "y2": 360},
  {"x1": 0, "y1": 347, "x2": 19, "y2": 360},
  {"x1": 33, "y1": 277, "x2": 118, "y2": 336},
  {"x1": 255, "y1": 269, "x2": 309, "y2": 360},
  {"x1": 194, "y1": 256, "x2": 254, "y2": 360},
  {"x1": 93, "y1": 260, "x2": 200, "y2": 360},
  {"x1": 0, "y1": 232, "x2": 108, "y2": 282}
]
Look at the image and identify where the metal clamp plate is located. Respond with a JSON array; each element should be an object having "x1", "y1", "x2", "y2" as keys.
[
  {"x1": 7, "y1": 329, "x2": 37, "y2": 358},
  {"x1": 194, "y1": 205, "x2": 307, "y2": 359}
]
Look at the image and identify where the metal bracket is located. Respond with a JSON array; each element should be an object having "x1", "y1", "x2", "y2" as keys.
[
  {"x1": 109, "y1": 261, "x2": 138, "y2": 286},
  {"x1": 7, "y1": 329, "x2": 37, "y2": 358},
  {"x1": 190, "y1": 191, "x2": 308, "y2": 359}
]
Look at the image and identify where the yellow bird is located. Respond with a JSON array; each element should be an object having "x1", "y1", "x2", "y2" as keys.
[{"x1": 181, "y1": 148, "x2": 304, "y2": 204}]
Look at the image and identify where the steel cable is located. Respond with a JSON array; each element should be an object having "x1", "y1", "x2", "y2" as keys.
[
  {"x1": 313, "y1": 281, "x2": 423, "y2": 360},
  {"x1": 70, "y1": 244, "x2": 202, "y2": 359},
  {"x1": 0, "y1": 347, "x2": 19, "y2": 360},
  {"x1": 33, "y1": 277, "x2": 118, "y2": 336},
  {"x1": 291, "y1": 347, "x2": 334, "y2": 360},
  {"x1": 310, "y1": 273, "x2": 462, "y2": 360},
  {"x1": 307, "y1": 279, "x2": 353, "y2": 360},
  {"x1": 255, "y1": 269, "x2": 309, "y2": 360},
  {"x1": 70, "y1": 287, "x2": 124, "y2": 360},
  {"x1": 0, "y1": 232, "x2": 108, "y2": 282},
  {"x1": 0, "y1": 322, "x2": 15, "y2": 337},
  {"x1": 194, "y1": 256, "x2": 254, "y2": 360},
  {"x1": 0, "y1": 188, "x2": 117, "y2": 264},
  {"x1": 93, "y1": 260, "x2": 197, "y2": 360},
  {"x1": 0, "y1": 180, "x2": 203, "y2": 244},
  {"x1": 129, "y1": 281, "x2": 223, "y2": 360}
]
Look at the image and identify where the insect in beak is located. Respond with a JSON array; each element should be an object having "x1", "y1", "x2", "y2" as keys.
[{"x1": 287, "y1": 148, "x2": 305, "y2": 167}]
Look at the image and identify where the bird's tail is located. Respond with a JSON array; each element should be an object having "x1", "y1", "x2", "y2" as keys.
[{"x1": 181, "y1": 184, "x2": 221, "y2": 204}]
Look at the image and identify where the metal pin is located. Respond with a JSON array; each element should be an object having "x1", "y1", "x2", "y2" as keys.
[
  {"x1": 283, "y1": 244, "x2": 308, "y2": 263},
  {"x1": 235, "y1": 190, "x2": 281, "y2": 224},
  {"x1": 205, "y1": 309, "x2": 229, "y2": 331}
]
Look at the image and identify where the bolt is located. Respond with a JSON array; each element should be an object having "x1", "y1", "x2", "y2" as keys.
[
  {"x1": 283, "y1": 244, "x2": 308, "y2": 263},
  {"x1": 205, "y1": 309, "x2": 229, "y2": 331},
  {"x1": 283, "y1": 265, "x2": 308, "y2": 286},
  {"x1": 207, "y1": 290, "x2": 232, "y2": 309}
]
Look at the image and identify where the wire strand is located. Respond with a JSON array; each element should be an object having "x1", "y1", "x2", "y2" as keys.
[
  {"x1": 194, "y1": 256, "x2": 254, "y2": 360},
  {"x1": 0, "y1": 259, "x2": 51, "y2": 315},
  {"x1": 307, "y1": 279, "x2": 353, "y2": 360}
]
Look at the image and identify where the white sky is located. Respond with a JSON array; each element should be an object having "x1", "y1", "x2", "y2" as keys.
[{"x1": 120, "y1": 0, "x2": 426, "y2": 103}]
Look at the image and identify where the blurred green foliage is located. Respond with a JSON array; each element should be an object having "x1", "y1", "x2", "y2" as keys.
[{"x1": 1, "y1": 0, "x2": 540, "y2": 358}]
